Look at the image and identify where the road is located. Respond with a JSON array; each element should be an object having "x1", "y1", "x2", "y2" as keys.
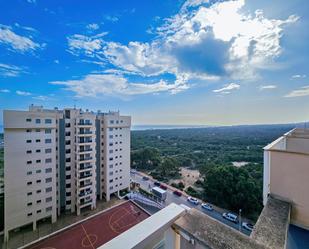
[{"x1": 131, "y1": 171, "x2": 251, "y2": 236}]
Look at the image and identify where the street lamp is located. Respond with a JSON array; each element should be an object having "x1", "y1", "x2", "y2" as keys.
[{"x1": 239, "y1": 209, "x2": 242, "y2": 231}]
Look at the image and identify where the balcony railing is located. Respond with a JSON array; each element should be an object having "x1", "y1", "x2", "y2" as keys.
[
  {"x1": 79, "y1": 157, "x2": 92, "y2": 162},
  {"x1": 79, "y1": 190, "x2": 92, "y2": 197},
  {"x1": 79, "y1": 173, "x2": 92, "y2": 179},
  {"x1": 78, "y1": 140, "x2": 93, "y2": 144},
  {"x1": 79, "y1": 182, "x2": 92, "y2": 188},
  {"x1": 79, "y1": 164, "x2": 92, "y2": 170},
  {"x1": 78, "y1": 148, "x2": 92, "y2": 153},
  {"x1": 78, "y1": 122, "x2": 92, "y2": 126},
  {"x1": 80, "y1": 199, "x2": 92, "y2": 205},
  {"x1": 78, "y1": 131, "x2": 92, "y2": 135}
]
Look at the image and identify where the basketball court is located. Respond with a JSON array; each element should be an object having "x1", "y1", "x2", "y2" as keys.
[{"x1": 26, "y1": 201, "x2": 149, "y2": 249}]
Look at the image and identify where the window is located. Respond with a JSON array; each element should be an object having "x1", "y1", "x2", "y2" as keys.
[
  {"x1": 27, "y1": 213, "x2": 32, "y2": 217},
  {"x1": 36, "y1": 139, "x2": 41, "y2": 143},
  {"x1": 27, "y1": 171, "x2": 32, "y2": 175},
  {"x1": 65, "y1": 175, "x2": 71, "y2": 180},
  {"x1": 46, "y1": 206, "x2": 52, "y2": 212},
  {"x1": 109, "y1": 186, "x2": 113, "y2": 190},
  {"x1": 36, "y1": 169, "x2": 41, "y2": 174},
  {"x1": 45, "y1": 158, "x2": 52, "y2": 163},
  {"x1": 37, "y1": 210, "x2": 41, "y2": 214},
  {"x1": 66, "y1": 200, "x2": 71, "y2": 205},
  {"x1": 65, "y1": 140, "x2": 70, "y2": 145},
  {"x1": 27, "y1": 202, "x2": 32, "y2": 206},
  {"x1": 26, "y1": 129, "x2": 31, "y2": 133},
  {"x1": 27, "y1": 181, "x2": 32, "y2": 185},
  {"x1": 66, "y1": 192, "x2": 71, "y2": 197},
  {"x1": 109, "y1": 172, "x2": 113, "y2": 176},
  {"x1": 45, "y1": 138, "x2": 52, "y2": 144},
  {"x1": 109, "y1": 157, "x2": 113, "y2": 161},
  {"x1": 36, "y1": 149, "x2": 41, "y2": 153},
  {"x1": 46, "y1": 187, "x2": 52, "y2": 193},
  {"x1": 36, "y1": 189, "x2": 41, "y2": 193},
  {"x1": 36, "y1": 159, "x2": 41, "y2": 163},
  {"x1": 35, "y1": 129, "x2": 40, "y2": 132},
  {"x1": 36, "y1": 180, "x2": 41, "y2": 184},
  {"x1": 66, "y1": 183, "x2": 71, "y2": 188},
  {"x1": 109, "y1": 150, "x2": 113, "y2": 153},
  {"x1": 45, "y1": 148, "x2": 52, "y2": 153},
  {"x1": 27, "y1": 161, "x2": 32, "y2": 165},
  {"x1": 45, "y1": 168, "x2": 52, "y2": 173},
  {"x1": 110, "y1": 120, "x2": 114, "y2": 124},
  {"x1": 27, "y1": 192, "x2": 32, "y2": 196},
  {"x1": 109, "y1": 128, "x2": 113, "y2": 131},
  {"x1": 45, "y1": 119, "x2": 52, "y2": 124},
  {"x1": 65, "y1": 149, "x2": 71, "y2": 154},
  {"x1": 36, "y1": 200, "x2": 41, "y2": 204},
  {"x1": 35, "y1": 119, "x2": 41, "y2": 124},
  {"x1": 109, "y1": 164, "x2": 113, "y2": 169},
  {"x1": 109, "y1": 179, "x2": 113, "y2": 183},
  {"x1": 26, "y1": 150, "x2": 32, "y2": 154},
  {"x1": 109, "y1": 135, "x2": 113, "y2": 139},
  {"x1": 26, "y1": 140, "x2": 32, "y2": 143},
  {"x1": 65, "y1": 158, "x2": 70, "y2": 163},
  {"x1": 26, "y1": 118, "x2": 31, "y2": 122},
  {"x1": 45, "y1": 129, "x2": 52, "y2": 134},
  {"x1": 45, "y1": 177, "x2": 52, "y2": 183}
]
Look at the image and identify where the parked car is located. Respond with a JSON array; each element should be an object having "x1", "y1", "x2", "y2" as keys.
[
  {"x1": 142, "y1": 176, "x2": 149, "y2": 181},
  {"x1": 173, "y1": 190, "x2": 182, "y2": 197},
  {"x1": 222, "y1": 213, "x2": 238, "y2": 223},
  {"x1": 187, "y1": 196, "x2": 199, "y2": 205},
  {"x1": 160, "y1": 184, "x2": 168, "y2": 190},
  {"x1": 242, "y1": 222, "x2": 254, "y2": 231},
  {"x1": 201, "y1": 203, "x2": 213, "y2": 211},
  {"x1": 154, "y1": 181, "x2": 161, "y2": 187}
]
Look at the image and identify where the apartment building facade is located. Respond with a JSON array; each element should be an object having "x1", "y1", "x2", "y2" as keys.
[{"x1": 3, "y1": 105, "x2": 131, "y2": 241}]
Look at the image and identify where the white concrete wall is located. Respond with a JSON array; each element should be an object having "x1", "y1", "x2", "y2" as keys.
[{"x1": 4, "y1": 110, "x2": 57, "y2": 240}]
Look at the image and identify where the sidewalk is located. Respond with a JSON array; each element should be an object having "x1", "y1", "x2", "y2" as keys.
[{"x1": 1, "y1": 197, "x2": 124, "y2": 249}]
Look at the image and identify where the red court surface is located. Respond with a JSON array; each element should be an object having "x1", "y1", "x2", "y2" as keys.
[{"x1": 27, "y1": 201, "x2": 149, "y2": 249}]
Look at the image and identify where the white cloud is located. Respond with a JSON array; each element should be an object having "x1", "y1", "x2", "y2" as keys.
[
  {"x1": 259, "y1": 85, "x2": 277, "y2": 90},
  {"x1": 0, "y1": 24, "x2": 42, "y2": 53},
  {"x1": 0, "y1": 63, "x2": 25, "y2": 77},
  {"x1": 213, "y1": 83, "x2": 240, "y2": 93},
  {"x1": 105, "y1": 15, "x2": 119, "y2": 23},
  {"x1": 27, "y1": 0, "x2": 36, "y2": 3},
  {"x1": 291, "y1": 74, "x2": 306, "y2": 79},
  {"x1": 67, "y1": 33, "x2": 108, "y2": 57},
  {"x1": 32, "y1": 95, "x2": 53, "y2": 101},
  {"x1": 284, "y1": 86, "x2": 309, "y2": 98},
  {"x1": 64, "y1": 0, "x2": 298, "y2": 97},
  {"x1": 50, "y1": 73, "x2": 188, "y2": 97},
  {"x1": 0, "y1": 89, "x2": 10, "y2": 93},
  {"x1": 16, "y1": 90, "x2": 31, "y2": 96},
  {"x1": 86, "y1": 23, "x2": 100, "y2": 31},
  {"x1": 54, "y1": 59, "x2": 59, "y2": 64}
]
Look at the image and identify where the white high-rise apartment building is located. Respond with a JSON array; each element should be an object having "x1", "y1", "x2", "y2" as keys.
[{"x1": 3, "y1": 105, "x2": 131, "y2": 241}]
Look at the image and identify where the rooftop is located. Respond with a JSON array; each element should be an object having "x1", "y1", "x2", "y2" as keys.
[{"x1": 23, "y1": 201, "x2": 149, "y2": 249}]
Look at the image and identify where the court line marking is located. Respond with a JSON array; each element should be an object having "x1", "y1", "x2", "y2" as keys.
[{"x1": 81, "y1": 224, "x2": 95, "y2": 249}]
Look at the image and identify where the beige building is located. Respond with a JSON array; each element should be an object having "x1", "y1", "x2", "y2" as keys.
[
  {"x1": 264, "y1": 128, "x2": 309, "y2": 229},
  {"x1": 3, "y1": 105, "x2": 131, "y2": 241}
]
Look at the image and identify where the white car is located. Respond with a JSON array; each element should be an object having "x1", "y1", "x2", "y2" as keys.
[
  {"x1": 201, "y1": 203, "x2": 213, "y2": 211},
  {"x1": 222, "y1": 212, "x2": 238, "y2": 223},
  {"x1": 242, "y1": 222, "x2": 254, "y2": 231},
  {"x1": 187, "y1": 196, "x2": 199, "y2": 205}
]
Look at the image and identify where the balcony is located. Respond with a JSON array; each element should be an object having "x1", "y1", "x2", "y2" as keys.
[
  {"x1": 79, "y1": 164, "x2": 92, "y2": 171},
  {"x1": 78, "y1": 131, "x2": 92, "y2": 135},
  {"x1": 77, "y1": 122, "x2": 92, "y2": 126},
  {"x1": 79, "y1": 198, "x2": 92, "y2": 207},
  {"x1": 79, "y1": 157, "x2": 93, "y2": 162},
  {"x1": 78, "y1": 190, "x2": 92, "y2": 197},
  {"x1": 78, "y1": 139, "x2": 93, "y2": 144},
  {"x1": 79, "y1": 173, "x2": 92, "y2": 179},
  {"x1": 79, "y1": 182, "x2": 92, "y2": 188}
]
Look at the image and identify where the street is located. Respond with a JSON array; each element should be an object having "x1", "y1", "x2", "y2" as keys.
[{"x1": 131, "y1": 171, "x2": 251, "y2": 236}]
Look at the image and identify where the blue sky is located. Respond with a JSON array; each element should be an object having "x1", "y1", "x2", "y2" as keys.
[{"x1": 0, "y1": 0, "x2": 308, "y2": 126}]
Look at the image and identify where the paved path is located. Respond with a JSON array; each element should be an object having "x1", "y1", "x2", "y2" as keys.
[{"x1": 131, "y1": 171, "x2": 251, "y2": 236}]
